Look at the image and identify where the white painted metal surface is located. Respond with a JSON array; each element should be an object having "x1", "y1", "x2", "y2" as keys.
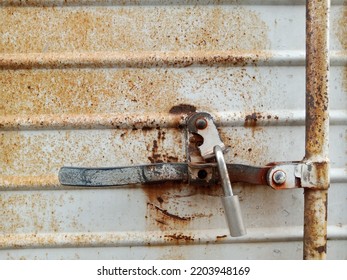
[{"x1": 0, "y1": 1, "x2": 346, "y2": 259}]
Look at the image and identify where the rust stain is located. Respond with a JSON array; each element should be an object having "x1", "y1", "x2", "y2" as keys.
[
  {"x1": 147, "y1": 129, "x2": 180, "y2": 164},
  {"x1": 169, "y1": 104, "x2": 196, "y2": 115},
  {"x1": 144, "y1": 182, "x2": 191, "y2": 231},
  {"x1": 305, "y1": 0, "x2": 329, "y2": 160},
  {"x1": 244, "y1": 112, "x2": 266, "y2": 138},
  {"x1": 335, "y1": 6, "x2": 347, "y2": 94},
  {"x1": 0, "y1": 193, "x2": 64, "y2": 233},
  {"x1": 0, "y1": 6, "x2": 271, "y2": 118},
  {"x1": 143, "y1": 181, "x2": 221, "y2": 232},
  {"x1": 244, "y1": 112, "x2": 278, "y2": 128},
  {"x1": 0, "y1": 70, "x2": 269, "y2": 129},
  {"x1": 313, "y1": 161, "x2": 330, "y2": 190},
  {"x1": 145, "y1": 200, "x2": 191, "y2": 231},
  {"x1": 150, "y1": 203, "x2": 192, "y2": 221},
  {"x1": 303, "y1": 189, "x2": 328, "y2": 259},
  {"x1": 0, "y1": 6, "x2": 269, "y2": 53},
  {"x1": 0, "y1": 69, "x2": 184, "y2": 116},
  {"x1": 1, "y1": 129, "x2": 184, "y2": 176},
  {"x1": 0, "y1": 4, "x2": 272, "y2": 246},
  {"x1": 0, "y1": 132, "x2": 22, "y2": 173},
  {"x1": 304, "y1": 0, "x2": 329, "y2": 259},
  {"x1": 164, "y1": 233, "x2": 195, "y2": 243},
  {"x1": 218, "y1": 128, "x2": 268, "y2": 166},
  {"x1": 244, "y1": 112, "x2": 259, "y2": 127}
]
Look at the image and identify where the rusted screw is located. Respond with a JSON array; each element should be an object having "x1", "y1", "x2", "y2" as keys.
[
  {"x1": 273, "y1": 170, "x2": 286, "y2": 185},
  {"x1": 195, "y1": 118, "x2": 208, "y2": 130}
]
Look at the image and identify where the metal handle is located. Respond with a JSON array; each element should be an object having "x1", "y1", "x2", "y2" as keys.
[{"x1": 214, "y1": 145, "x2": 246, "y2": 237}]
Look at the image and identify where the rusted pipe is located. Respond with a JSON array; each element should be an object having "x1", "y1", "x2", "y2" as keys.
[{"x1": 304, "y1": 0, "x2": 330, "y2": 260}]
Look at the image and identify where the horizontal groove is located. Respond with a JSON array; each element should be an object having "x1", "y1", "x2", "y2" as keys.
[
  {"x1": 0, "y1": 225, "x2": 345, "y2": 250},
  {"x1": 0, "y1": 51, "x2": 345, "y2": 70},
  {"x1": 0, "y1": 168, "x2": 345, "y2": 191},
  {"x1": 330, "y1": 168, "x2": 347, "y2": 184},
  {"x1": 0, "y1": 0, "x2": 345, "y2": 7},
  {"x1": 1, "y1": 110, "x2": 346, "y2": 131}
]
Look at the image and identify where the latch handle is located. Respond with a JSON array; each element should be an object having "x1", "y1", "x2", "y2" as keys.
[{"x1": 214, "y1": 145, "x2": 246, "y2": 237}]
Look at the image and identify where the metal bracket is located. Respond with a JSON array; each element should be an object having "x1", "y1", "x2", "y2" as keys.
[
  {"x1": 267, "y1": 161, "x2": 330, "y2": 190},
  {"x1": 186, "y1": 112, "x2": 226, "y2": 159}
]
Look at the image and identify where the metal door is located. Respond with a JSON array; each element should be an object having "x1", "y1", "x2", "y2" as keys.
[{"x1": 0, "y1": 0, "x2": 346, "y2": 259}]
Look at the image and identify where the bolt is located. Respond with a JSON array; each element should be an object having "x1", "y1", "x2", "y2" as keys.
[
  {"x1": 195, "y1": 118, "x2": 208, "y2": 130},
  {"x1": 273, "y1": 170, "x2": 286, "y2": 185}
]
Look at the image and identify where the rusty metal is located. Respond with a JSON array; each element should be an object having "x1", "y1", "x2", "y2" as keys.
[
  {"x1": 0, "y1": 51, "x2": 345, "y2": 70},
  {"x1": 2, "y1": 165, "x2": 345, "y2": 191},
  {"x1": 59, "y1": 163, "x2": 188, "y2": 186},
  {"x1": 2, "y1": 110, "x2": 346, "y2": 131},
  {"x1": 267, "y1": 162, "x2": 333, "y2": 190},
  {"x1": 267, "y1": 163, "x2": 299, "y2": 190},
  {"x1": 304, "y1": 0, "x2": 330, "y2": 260},
  {"x1": 0, "y1": 0, "x2": 345, "y2": 8},
  {"x1": 0, "y1": 1, "x2": 345, "y2": 260},
  {"x1": 297, "y1": 162, "x2": 330, "y2": 189},
  {"x1": 226, "y1": 164, "x2": 270, "y2": 185},
  {"x1": 0, "y1": 225, "x2": 346, "y2": 250},
  {"x1": 0, "y1": 51, "x2": 270, "y2": 70}
]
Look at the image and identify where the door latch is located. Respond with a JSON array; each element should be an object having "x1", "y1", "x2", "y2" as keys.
[{"x1": 59, "y1": 112, "x2": 329, "y2": 237}]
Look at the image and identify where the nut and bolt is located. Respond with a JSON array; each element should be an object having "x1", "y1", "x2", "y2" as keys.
[
  {"x1": 273, "y1": 170, "x2": 287, "y2": 185},
  {"x1": 195, "y1": 118, "x2": 208, "y2": 130}
]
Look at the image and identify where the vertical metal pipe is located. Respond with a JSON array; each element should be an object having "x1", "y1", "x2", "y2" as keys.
[{"x1": 304, "y1": 0, "x2": 330, "y2": 260}]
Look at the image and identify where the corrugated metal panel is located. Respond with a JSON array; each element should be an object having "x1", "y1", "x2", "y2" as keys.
[{"x1": 0, "y1": 0, "x2": 346, "y2": 259}]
